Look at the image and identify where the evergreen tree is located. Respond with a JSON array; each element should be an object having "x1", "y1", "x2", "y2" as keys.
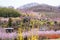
[{"x1": 8, "y1": 17, "x2": 12, "y2": 27}]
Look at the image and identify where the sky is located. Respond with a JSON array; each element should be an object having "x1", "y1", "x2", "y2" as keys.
[{"x1": 0, "y1": 0, "x2": 60, "y2": 8}]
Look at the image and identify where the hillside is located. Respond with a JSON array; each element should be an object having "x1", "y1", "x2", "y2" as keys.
[
  {"x1": 18, "y1": 3, "x2": 60, "y2": 12},
  {"x1": 17, "y1": 3, "x2": 60, "y2": 19}
]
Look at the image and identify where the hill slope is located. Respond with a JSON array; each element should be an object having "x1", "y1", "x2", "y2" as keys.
[{"x1": 17, "y1": 3, "x2": 60, "y2": 18}]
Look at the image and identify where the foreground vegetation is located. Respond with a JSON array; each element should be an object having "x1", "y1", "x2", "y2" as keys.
[{"x1": 0, "y1": 7, "x2": 60, "y2": 40}]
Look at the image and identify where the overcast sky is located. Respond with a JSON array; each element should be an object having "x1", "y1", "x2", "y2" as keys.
[{"x1": 0, "y1": 0, "x2": 60, "y2": 8}]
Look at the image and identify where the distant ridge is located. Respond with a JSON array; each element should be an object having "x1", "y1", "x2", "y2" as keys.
[
  {"x1": 17, "y1": 2, "x2": 60, "y2": 12},
  {"x1": 19, "y1": 3, "x2": 40, "y2": 9}
]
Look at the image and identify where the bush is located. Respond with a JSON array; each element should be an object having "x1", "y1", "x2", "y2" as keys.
[{"x1": 0, "y1": 7, "x2": 21, "y2": 17}]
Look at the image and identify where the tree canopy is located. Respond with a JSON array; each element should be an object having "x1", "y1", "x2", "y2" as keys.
[{"x1": 0, "y1": 7, "x2": 21, "y2": 17}]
